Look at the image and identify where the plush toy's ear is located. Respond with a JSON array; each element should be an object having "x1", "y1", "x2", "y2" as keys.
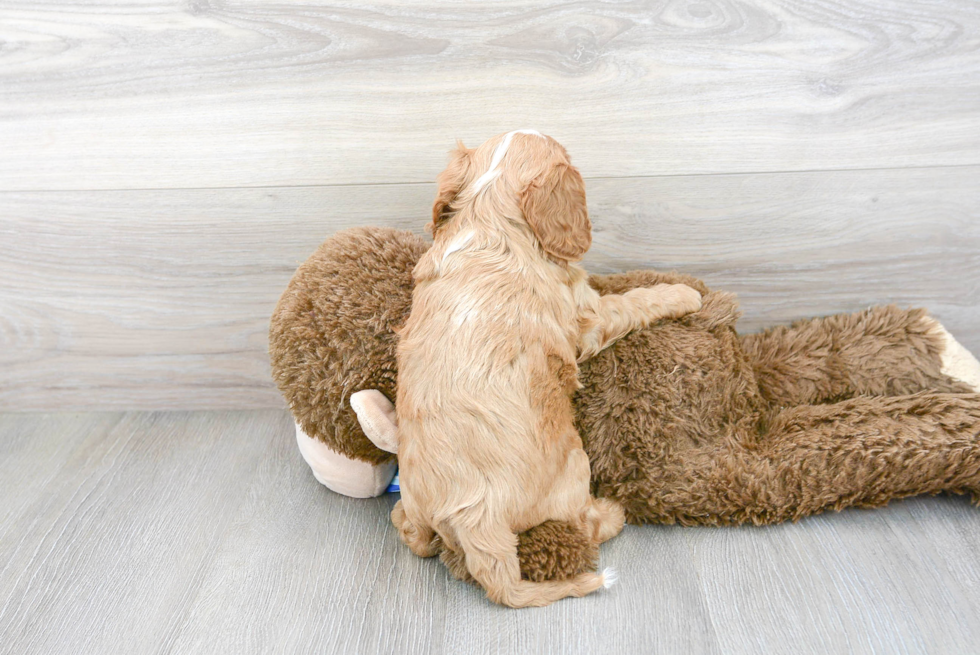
[
  {"x1": 520, "y1": 161, "x2": 591, "y2": 262},
  {"x1": 350, "y1": 389, "x2": 398, "y2": 454},
  {"x1": 429, "y1": 142, "x2": 473, "y2": 237}
]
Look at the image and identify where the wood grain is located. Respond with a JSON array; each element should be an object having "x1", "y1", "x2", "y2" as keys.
[
  {"x1": 1, "y1": 0, "x2": 979, "y2": 189},
  {"x1": 0, "y1": 413, "x2": 121, "y2": 552},
  {"x1": 585, "y1": 167, "x2": 980, "y2": 341},
  {"x1": 0, "y1": 184, "x2": 428, "y2": 410},
  {"x1": 444, "y1": 524, "x2": 722, "y2": 654},
  {"x1": 0, "y1": 411, "x2": 282, "y2": 654},
  {"x1": 685, "y1": 497, "x2": 980, "y2": 654},
  {"x1": 3, "y1": 410, "x2": 980, "y2": 654},
  {"x1": 163, "y1": 413, "x2": 448, "y2": 654},
  {"x1": 2, "y1": 165, "x2": 977, "y2": 411}
]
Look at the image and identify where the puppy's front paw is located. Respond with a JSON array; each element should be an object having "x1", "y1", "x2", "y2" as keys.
[{"x1": 658, "y1": 283, "x2": 702, "y2": 318}]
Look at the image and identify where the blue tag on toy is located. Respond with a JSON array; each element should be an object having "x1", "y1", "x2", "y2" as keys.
[{"x1": 387, "y1": 470, "x2": 400, "y2": 493}]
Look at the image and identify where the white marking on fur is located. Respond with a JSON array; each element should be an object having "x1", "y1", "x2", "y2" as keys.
[
  {"x1": 470, "y1": 129, "x2": 543, "y2": 192},
  {"x1": 454, "y1": 309, "x2": 479, "y2": 326},
  {"x1": 926, "y1": 317, "x2": 980, "y2": 391},
  {"x1": 601, "y1": 567, "x2": 618, "y2": 589},
  {"x1": 441, "y1": 229, "x2": 474, "y2": 264},
  {"x1": 453, "y1": 292, "x2": 481, "y2": 326}
]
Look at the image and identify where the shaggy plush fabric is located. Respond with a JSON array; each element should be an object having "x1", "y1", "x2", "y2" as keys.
[
  {"x1": 269, "y1": 227, "x2": 980, "y2": 582},
  {"x1": 269, "y1": 227, "x2": 427, "y2": 466}
]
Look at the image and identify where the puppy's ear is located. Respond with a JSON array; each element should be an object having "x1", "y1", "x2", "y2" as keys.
[
  {"x1": 520, "y1": 162, "x2": 591, "y2": 262},
  {"x1": 429, "y1": 142, "x2": 472, "y2": 237}
]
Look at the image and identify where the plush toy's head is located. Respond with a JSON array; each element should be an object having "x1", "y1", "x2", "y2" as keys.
[{"x1": 269, "y1": 227, "x2": 427, "y2": 467}]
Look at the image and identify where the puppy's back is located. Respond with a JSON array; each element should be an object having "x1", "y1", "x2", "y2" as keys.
[{"x1": 396, "y1": 233, "x2": 580, "y2": 510}]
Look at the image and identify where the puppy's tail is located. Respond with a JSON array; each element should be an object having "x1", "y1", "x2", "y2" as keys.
[{"x1": 454, "y1": 520, "x2": 612, "y2": 608}]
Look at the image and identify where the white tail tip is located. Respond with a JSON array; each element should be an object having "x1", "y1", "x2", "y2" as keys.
[{"x1": 601, "y1": 567, "x2": 619, "y2": 589}]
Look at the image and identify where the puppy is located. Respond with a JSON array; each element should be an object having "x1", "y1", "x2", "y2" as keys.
[{"x1": 392, "y1": 131, "x2": 702, "y2": 607}]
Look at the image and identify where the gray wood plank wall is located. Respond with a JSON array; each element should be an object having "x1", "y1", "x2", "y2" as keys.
[{"x1": 2, "y1": 0, "x2": 979, "y2": 410}]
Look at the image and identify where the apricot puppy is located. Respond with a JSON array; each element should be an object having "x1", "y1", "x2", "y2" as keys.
[{"x1": 393, "y1": 131, "x2": 701, "y2": 607}]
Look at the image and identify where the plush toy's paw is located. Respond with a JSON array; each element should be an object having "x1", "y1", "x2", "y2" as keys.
[
  {"x1": 350, "y1": 389, "x2": 399, "y2": 453},
  {"x1": 295, "y1": 422, "x2": 396, "y2": 497},
  {"x1": 925, "y1": 317, "x2": 980, "y2": 392}
]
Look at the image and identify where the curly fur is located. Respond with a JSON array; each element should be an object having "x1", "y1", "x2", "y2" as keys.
[{"x1": 390, "y1": 132, "x2": 699, "y2": 606}]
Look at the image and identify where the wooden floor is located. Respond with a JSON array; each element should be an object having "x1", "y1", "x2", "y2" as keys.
[{"x1": 2, "y1": 409, "x2": 980, "y2": 655}]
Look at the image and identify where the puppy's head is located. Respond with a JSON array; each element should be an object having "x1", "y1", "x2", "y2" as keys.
[{"x1": 429, "y1": 131, "x2": 591, "y2": 262}]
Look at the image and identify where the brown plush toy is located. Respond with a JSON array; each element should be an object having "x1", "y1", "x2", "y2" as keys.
[{"x1": 269, "y1": 226, "x2": 980, "y2": 584}]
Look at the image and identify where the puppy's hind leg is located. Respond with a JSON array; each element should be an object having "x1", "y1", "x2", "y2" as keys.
[
  {"x1": 455, "y1": 520, "x2": 612, "y2": 608},
  {"x1": 391, "y1": 500, "x2": 440, "y2": 558},
  {"x1": 546, "y1": 448, "x2": 625, "y2": 544},
  {"x1": 586, "y1": 497, "x2": 626, "y2": 544}
]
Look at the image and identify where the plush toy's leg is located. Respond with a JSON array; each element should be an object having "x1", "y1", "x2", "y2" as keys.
[
  {"x1": 923, "y1": 318, "x2": 980, "y2": 392},
  {"x1": 441, "y1": 520, "x2": 601, "y2": 584},
  {"x1": 653, "y1": 392, "x2": 980, "y2": 526},
  {"x1": 295, "y1": 423, "x2": 396, "y2": 498},
  {"x1": 742, "y1": 306, "x2": 978, "y2": 407}
]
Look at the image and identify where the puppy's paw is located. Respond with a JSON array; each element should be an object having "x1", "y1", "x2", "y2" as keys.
[
  {"x1": 645, "y1": 283, "x2": 702, "y2": 319},
  {"x1": 391, "y1": 500, "x2": 440, "y2": 558}
]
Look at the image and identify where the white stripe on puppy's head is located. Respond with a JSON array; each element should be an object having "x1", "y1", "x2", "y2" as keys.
[{"x1": 470, "y1": 129, "x2": 543, "y2": 193}]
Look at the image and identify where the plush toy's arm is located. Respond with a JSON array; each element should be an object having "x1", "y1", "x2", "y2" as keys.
[{"x1": 575, "y1": 276, "x2": 702, "y2": 362}]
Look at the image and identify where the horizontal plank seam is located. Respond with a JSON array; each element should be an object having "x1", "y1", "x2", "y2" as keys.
[{"x1": 2, "y1": 162, "x2": 979, "y2": 195}]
